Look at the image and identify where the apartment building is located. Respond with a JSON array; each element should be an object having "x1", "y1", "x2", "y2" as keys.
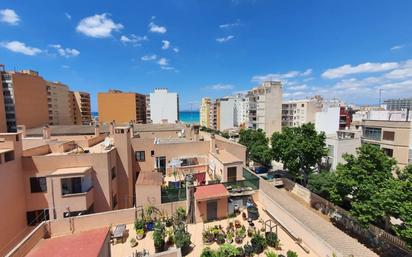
[
  {"x1": 247, "y1": 81, "x2": 283, "y2": 135},
  {"x1": 72, "y1": 91, "x2": 92, "y2": 125},
  {"x1": 211, "y1": 99, "x2": 221, "y2": 130},
  {"x1": 200, "y1": 97, "x2": 211, "y2": 128},
  {"x1": 315, "y1": 104, "x2": 351, "y2": 135},
  {"x1": 323, "y1": 130, "x2": 361, "y2": 170},
  {"x1": 282, "y1": 97, "x2": 322, "y2": 127},
  {"x1": 149, "y1": 88, "x2": 179, "y2": 124},
  {"x1": 145, "y1": 95, "x2": 151, "y2": 123},
  {"x1": 47, "y1": 81, "x2": 73, "y2": 125},
  {"x1": 98, "y1": 90, "x2": 147, "y2": 124},
  {"x1": 0, "y1": 66, "x2": 49, "y2": 132},
  {"x1": 361, "y1": 119, "x2": 412, "y2": 167},
  {"x1": 384, "y1": 98, "x2": 412, "y2": 111}
]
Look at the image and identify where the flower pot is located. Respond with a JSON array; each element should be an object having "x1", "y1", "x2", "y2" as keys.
[
  {"x1": 136, "y1": 233, "x2": 144, "y2": 240},
  {"x1": 154, "y1": 241, "x2": 165, "y2": 253},
  {"x1": 146, "y1": 222, "x2": 155, "y2": 231},
  {"x1": 235, "y1": 237, "x2": 243, "y2": 244}
]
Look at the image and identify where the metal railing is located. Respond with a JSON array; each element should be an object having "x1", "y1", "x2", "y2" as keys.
[
  {"x1": 161, "y1": 188, "x2": 187, "y2": 203},
  {"x1": 222, "y1": 168, "x2": 260, "y2": 190}
]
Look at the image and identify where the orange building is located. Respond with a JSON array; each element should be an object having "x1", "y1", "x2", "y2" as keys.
[
  {"x1": 0, "y1": 72, "x2": 7, "y2": 132},
  {"x1": 0, "y1": 67, "x2": 49, "y2": 131},
  {"x1": 98, "y1": 90, "x2": 146, "y2": 124},
  {"x1": 72, "y1": 91, "x2": 92, "y2": 125}
]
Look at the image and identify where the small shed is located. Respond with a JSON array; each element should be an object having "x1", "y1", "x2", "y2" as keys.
[{"x1": 194, "y1": 184, "x2": 229, "y2": 222}]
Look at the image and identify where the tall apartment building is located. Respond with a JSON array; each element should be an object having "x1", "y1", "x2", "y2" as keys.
[
  {"x1": 145, "y1": 95, "x2": 151, "y2": 123},
  {"x1": 0, "y1": 66, "x2": 49, "y2": 132},
  {"x1": 361, "y1": 119, "x2": 412, "y2": 168},
  {"x1": 72, "y1": 91, "x2": 92, "y2": 125},
  {"x1": 211, "y1": 99, "x2": 221, "y2": 130},
  {"x1": 149, "y1": 88, "x2": 179, "y2": 124},
  {"x1": 98, "y1": 90, "x2": 147, "y2": 124},
  {"x1": 47, "y1": 81, "x2": 73, "y2": 125},
  {"x1": 383, "y1": 98, "x2": 412, "y2": 111},
  {"x1": 282, "y1": 97, "x2": 323, "y2": 127},
  {"x1": 247, "y1": 81, "x2": 283, "y2": 135},
  {"x1": 200, "y1": 97, "x2": 212, "y2": 127}
]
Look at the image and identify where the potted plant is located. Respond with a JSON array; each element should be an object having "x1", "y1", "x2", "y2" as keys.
[
  {"x1": 226, "y1": 231, "x2": 234, "y2": 244},
  {"x1": 247, "y1": 225, "x2": 255, "y2": 237},
  {"x1": 136, "y1": 228, "x2": 145, "y2": 240},
  {"x1": 265, "y1": 251, "x2": 278, "y2": 257},
  {"x1": 235, "y1": 226, "x2": 246, "y2": 244},
  {"x1": 201, "y1": 247, "x2": 217, "y2": 257},
  {"x1": 235, "y1": 219, "x2": 241, "y2": 228},
  {"x1": 265, "y1": 232, "x2": 279, "y2": 248},
  {"x1": 166, "y1": 227, "x2": 174, "y2": 246},
  {"x1": 243, "y1": 242, "x2": 254, "y2": 257},
  {"x1": 134, "y1": 218, "x2": 145, "y2": 231},
  {"x1": 152, "y1": 221, "x2": 166, "y2": 253},
  {"x1": 176, "y1": 207, "x2": 186, "y2": 222},
  {"x1": 247, "y1": 206, "x2": 259, "y2": 220},
  {"x1": 286, "y1": 250, "x2": 298, "y2": 257},
  {"x1": 216, "y1": 232, "x2": 225, "y2": 245},
  {"x1": 236, "y1": 246, "x2": 245, "y2": 257},
  {"x1": 251, "y1": 232, "x2": 267, "y2": 254},
  {"x1": 165, "y1": 215, "x2": 174, "y2": 227},
  {"x1": 174, "y1": 225, "x2": 192, "y2": 255},
  {"x1": 130, "y1": 238, "x2": 138, "y2": 247},
  {"x1": 217, "y1": 243, "x2": 240, "y2": 257},
  {"x1": 202, "y1": 229, "x2": 215, "y2": 245}
]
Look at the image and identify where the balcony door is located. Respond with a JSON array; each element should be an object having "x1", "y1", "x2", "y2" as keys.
[
  {"x1": 227, "y1": 167, "x2": 237, "y2": 182},
  {"x1": 156, "y1": 156, "x2": 166, "y2": 174}
]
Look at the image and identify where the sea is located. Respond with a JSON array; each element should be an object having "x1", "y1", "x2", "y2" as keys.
[
  {"x1": 91, "y1": 111, "x2": 200, "y2": 124},
  {"x1": 179, "y1": 111, "x2": 200, "y2": 124}
]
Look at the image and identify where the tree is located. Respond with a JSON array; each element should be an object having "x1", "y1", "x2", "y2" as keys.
[
  {"x1": 271, "y1": 123, "x2": 327, "y2": 185},
  {"x1": 332, "y1": 144, "x2": 398, "y2": 226},
  {"x1": 308, "y1": 171, "x2": 337, "y2": 199},
  {"x1": 239, "y1": 129, "x2": 272, "y2": 166}
]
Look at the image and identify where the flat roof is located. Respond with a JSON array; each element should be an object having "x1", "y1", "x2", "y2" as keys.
[
  {"x1": 26, "y1": 227, "x2": 109, "y2": 257},
  {"x1": 50, "y1": 166, "x2": 92, "y2": 176},
  {"x1": 212, "y1": 150, "x2": 243, "y2": 164},
  {"x1": 0, "y1": 148, "x2": 13, "y2": 154},
  {"x1": 137, "y1": 172, "x2": 163, "y2": 186},
  {"x1": 194, "y1": 184, "x2": 229, "y2": 201}
]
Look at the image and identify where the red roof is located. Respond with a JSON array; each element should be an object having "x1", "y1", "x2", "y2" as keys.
[
  {"x1": 26, "y1": 227, "x2": 109, "y2": 257},
  {"x1": 194, "y1": 184, "x2": 229, "y2": 201}
]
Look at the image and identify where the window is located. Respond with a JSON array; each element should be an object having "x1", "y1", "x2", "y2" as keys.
[
  {"x1": 151, "y1": 150, "x2": 155, "y2": 156},
  {"x1": 111, "y1": 167, "x2": 116, "y2": 179},
  {"x1": 135, "y1": 151, "x2": 145, "y2": 161},
  {"x1": 363, "y1": 127, "x2": 382, "y2": 141},
  {"x1": 383, "y1": 131, "x2": 395, "y2": 141},
  {"x1": 61, "y1": 177, "x2": 83, "y2": 195},
  {"x1": 383, "y1": 148, "x2": 394, "y2": 157},
  {"x1": 30, "y1": 177, "x2": 47, "y2": 193},
  {"x1": 26, "y1": 209, "x2": 49, "y2": 226},
  {"x1": 4, "y1": 151, "x2": 14, "y2": 162},
  {"x1": 112, "y1": 194, "x2": 118, "y2": 208}
]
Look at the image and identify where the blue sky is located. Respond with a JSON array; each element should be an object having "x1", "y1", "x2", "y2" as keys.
[{"x1": 1, "y1": 0, "x2": 412, "y2": 111}]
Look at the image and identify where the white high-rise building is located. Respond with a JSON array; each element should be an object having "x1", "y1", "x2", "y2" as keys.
[{"x1": 149, "y1": 88, "x2": 179, "y2": 124}]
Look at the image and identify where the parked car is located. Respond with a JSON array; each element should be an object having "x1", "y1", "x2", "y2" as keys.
[{"x1": 254, "y1": 166, "x2": 269, "y2": 174}]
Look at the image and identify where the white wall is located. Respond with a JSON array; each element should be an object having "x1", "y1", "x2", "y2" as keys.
[
  {"x1": 326, "y1": 137, "x2": 360, "y2": 170},
  {"x1": 150, "y1": 89, "x2": 179, "y2": 124},
  {"x1": 315, "y1": 107, "x2": 340, "y2": 135},
  {"x1": 219, "y1": 98, "x2": 236, "y2": 130}
]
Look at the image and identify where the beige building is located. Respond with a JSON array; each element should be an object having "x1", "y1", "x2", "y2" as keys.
[
  {"x1": 361, "y1": 119, "x2": 412, "y2": 167},
  {"x1": 98, "y1": 90, "x2": 146, "y2": 124},
  {"x1": 323, "y1": 130, "x2": 361, "y2": 170},
  {"x1": 282, "y1": 97, "x2": 322, "y2": 128},
  {"x1": 72, "y1": 91, "x2": 92, "y2": 125},
  {"x1": 200, "y1": 97, "x2": 211, "y2": 128},
  {"x1": 47, "y1": 81, "x2": 73, "y2": 125},
  {"x1": 0, "y1": 67, "x2": 49, "y2": 132},
  {"x1": 248, "y1": 81, "x2": 283, "y2": 136}
]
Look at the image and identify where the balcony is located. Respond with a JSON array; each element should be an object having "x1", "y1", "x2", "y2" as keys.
[{"x1": 61, "y1": 186, "x2": 94, "y2": 212}]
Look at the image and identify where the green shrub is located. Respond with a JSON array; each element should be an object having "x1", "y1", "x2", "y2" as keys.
[
  {"x1": 251, "y1": 232, "x2": 267, "y2": 254},
  {"x1": 265, "y1": 232, "x2": 279, "y2": 248},
  {"x1": 286, "y1": 250, "x2": 298, "y2": 257},
  {"x1": 217, "y1": 243, "x2": 240, "y2": 257},
  {"x1": 201, "y1": 247, "x2": 217, "y2": 257},
  {"x1": 265, "y1": 251, "x2": 278, "y2": 257}
]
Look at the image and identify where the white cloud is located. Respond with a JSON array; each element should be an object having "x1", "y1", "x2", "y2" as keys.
[
  {"x1": 208, "y1": 84, "x2": 234, "y2": 90},
  {"x1": 62, "y1": 65, "x2": 70, "y2": 69},
  {"x1": 251, "y1": 69, "x2": 312, "y2": 83},
  {"x1": 216, "y1": 35, "x2": 234, "y2": 43},
  {"x1": 76, "y1": 13, "x2": 123, "y2": 38},
  {"x1": 161, "y1": 40, "x2": 170, "y2": 50},
  {"x1": 157, "y1": 58, "x2": 168, "y2": 66},
  {"x1": 173, "y1": 47, "x2": 179, "y2": 53},
  {"x1": 384, "y1": 59, "x2": 412, "y2": 80},
  {"x1": 390, "y1": 44, "x2": 405, "y2": 51},
  {"x1": 288, "y1": 84, "x2": 308, "y2": 91},
  {"x1": 0, "y1": 9, "x2": 20, "y2": 25},
  {"x1": 65, "y1": 13, "x2": 72, "y2": 20},
  {"x1": 219, "y1": 20, "x2": 240, "y2": 29},
  {"x1": 49, "y1": 44, "x2": 80, "y2": 57},
  {"x1": 1, "y1": 41, "x2": 41, "y2": 56},
  {"x1": 148, "y1": 22, "x2": 166, "y2": 34},
  {"x1": 322, "y1": 61, "x2": 399, "y2": 79},
  {"x1": 141, "y1": 54, "x2": 157, "y2": 61},
  {"x1": 120, "y1": 34, "x2": 148, "y2": 46},
  {"x1": 381, "y1": 79, "x2": 412, "y2": 91}
]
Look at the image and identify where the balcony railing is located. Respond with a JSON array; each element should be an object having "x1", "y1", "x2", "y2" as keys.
[
  {"x1": 222, "y1": 168, "x2": 260, "y2": 191},
  {"x1": 161, "y1": 188, "x2": 187, "y2": 203}
]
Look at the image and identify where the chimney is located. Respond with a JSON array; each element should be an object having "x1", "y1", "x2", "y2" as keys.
[
  {"x1": 17, "y1": 125, "x2": 26, "y2": 137},
  {"x1": 210, "y1": 133, "x2": 216, "y2": 153},
  {"x1": 94, "y1": 123, "x2": 100, "y2": 136},
  {"x1": 42, "y1": 125, "x2": 51, "y2": 139}
]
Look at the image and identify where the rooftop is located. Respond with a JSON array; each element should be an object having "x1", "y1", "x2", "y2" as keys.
[
  {"x1": 211, "y1": 149, "x2": 243, "y2": 164},
  {"x1": 194, "y1": 184, "x2": 229, "y2": 201},
  {"x1": 26, "y1": 227, "x2": 109, "y2": 257},
  {"x1": 136, "y1": 172, "x2": 163, "y2": 186},
  {"x1": 50, "y1": 166, "x2": 92, "y2": 177}
]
